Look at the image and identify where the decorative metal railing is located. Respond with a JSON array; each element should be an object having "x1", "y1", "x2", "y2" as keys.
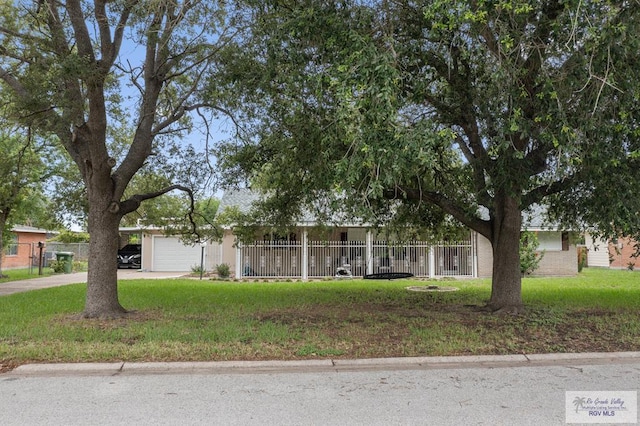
[{"x1": 239, "y1": 239, "x2": 475, "y2": 279}]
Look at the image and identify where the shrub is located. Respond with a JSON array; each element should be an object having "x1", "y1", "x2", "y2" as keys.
[
  {"x1": 191, "y1": 264, "x2": 206, "y2": 275},
  {"x1": 49, "y1": 260, "x2": 66, "y2": 273},
  {"x1": 520, "y1": 231, "x2": 545, "y2": 276},
  {"x1": 216, "y1": 263, "x2": 230, "y2": 279},
  {"x1": 73, "y1": 261, "x2": 87, "y2": 272},
  {"x1": 50, "y1": 229, "x2": 90, "y2": 243},
  {"x1": 577, "y1": 246, "x2": 588, "y2": 273}
]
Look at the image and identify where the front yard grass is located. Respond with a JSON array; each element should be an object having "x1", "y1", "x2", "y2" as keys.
[
  {"x1": 1, "y1": 268, "x2": 639, "y2": 369},
  {"x1": 0, "y1": 268, "x2": 54, "y2": 283}
]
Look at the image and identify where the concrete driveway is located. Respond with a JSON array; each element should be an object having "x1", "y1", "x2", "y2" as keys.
[{"x1": 0, "y1": 269, "x2": 189, "y2": 296}]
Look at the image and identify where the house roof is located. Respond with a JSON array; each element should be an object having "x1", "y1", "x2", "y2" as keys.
[
  {"x1": 522, "y1": 205, "x2": 560, "y2": 231},
  {"x1": 218, "y1": 188, "x2": 263, "y2": 214},
  {"x1": 478, "y1": 204, "x2": 561, "y2": 231},
  {"x1": 11, "y1": 225, "x2": 50, "y2": 234},
  {"x1": 218, "y1": 188, "x2": 361, "y2": 226},
  {"x1": 220, "y1": 189, "x2": 564, "y2": 231}
]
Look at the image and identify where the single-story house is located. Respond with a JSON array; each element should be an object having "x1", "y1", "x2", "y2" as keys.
[
  {"x1": 608, "y1": 237, "x2": 640, "y2": 269},
  {"x1": 215, "y1": 189, "x2": 578, "y2": 279},
  {"x1": 583, "y1": 234, "x2": 610, "y2": 268},
  {"x1": 584, "y1": 234, "x2": 640, "y2": 270},
  {"x1": 118, "y1": 225, "x2": 222, "y2": 272},
  {"x1": 1, "y1": 225, "x2": 49, "y2": 270}
]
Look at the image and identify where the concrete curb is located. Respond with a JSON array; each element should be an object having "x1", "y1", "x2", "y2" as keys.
[{"x1": 8, "y1": 351, "x2": 640, "y2": 377}]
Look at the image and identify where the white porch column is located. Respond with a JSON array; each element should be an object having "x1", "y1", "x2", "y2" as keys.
[
  {"x1": 366, "y1": 231, "x2": 373, "y2": 275},
  {"x1": 429, "y1": 245, "x2": 436, "y2": 278},
  {"x1": 302, "y1": 230, "x2": 308, "y2": 281},
  {"x1": 235, "y1": 240, "x2": 242, "y2": 279},
  {"x1": 472, "y1": 232, "x2": 478, "y2": 278}
]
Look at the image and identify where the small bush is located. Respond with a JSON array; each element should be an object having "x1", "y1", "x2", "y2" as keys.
[
  {"x1": 49, "y1": 260, "x2": 66, "y2": 273},
  {"x1": 520, "y1": 231, "x2": 545, "y2": 276},
  {"x1": 216, "y1": 263, "x2": 230, "y2": 279},
  {"x1": 577, "y1": 246, "x2": 587, "y2": 273},
  {"x1": 73, "y1": 261, "x2": 87, "y2": 272},
  {"x1": 191, "y1": 264, "x2": 206, "y2": 274}
]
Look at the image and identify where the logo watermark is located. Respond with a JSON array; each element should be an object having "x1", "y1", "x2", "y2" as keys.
[{"x1": 566, "y1": 391, "x2": 637, "y2": 424}]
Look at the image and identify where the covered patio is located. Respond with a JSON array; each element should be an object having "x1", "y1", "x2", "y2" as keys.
[{"x1": 234, "y1": 234, "x2": 476, "y2": 279}]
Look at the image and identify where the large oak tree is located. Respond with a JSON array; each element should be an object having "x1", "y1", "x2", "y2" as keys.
[
  {"x1": 0, "y1": 1, "x2": 233, "y2": 317},
  {"x1": 214, "y1": 0, "x2": 640, "y2": 313}
]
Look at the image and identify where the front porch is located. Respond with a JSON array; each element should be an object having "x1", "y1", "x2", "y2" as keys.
[{"x1": 234, "y1": 233, "x2": 477, "y2": 279}]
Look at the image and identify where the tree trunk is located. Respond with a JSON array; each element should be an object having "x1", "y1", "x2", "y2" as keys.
[
  {"x1": 487, "y1": 194, "x2": 524, "y2": 314},
  {"x1": 0, "y1": 215, "x2": 6, "y2": 278},
  {"x1": 82, "y1": 187, "x2": 127, "y2": 318}
]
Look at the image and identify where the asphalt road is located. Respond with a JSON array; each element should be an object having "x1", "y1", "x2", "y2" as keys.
[{"x1": 2, "y1": 354, "x2": 639, "y2": 425}]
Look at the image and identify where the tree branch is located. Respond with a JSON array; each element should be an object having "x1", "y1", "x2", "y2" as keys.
[
  {"x1": 66, "y1": 0, "x2": 95, "y2": 60},
  {"x1": 521, "y1": 173, "x2": 578, "y2": 208},
  {"x1": 119, "y1": 184, "x2": 199, "y2": 240},
  {"x1": 386, "y1": 187, "x2": 492, "y2": 239}
]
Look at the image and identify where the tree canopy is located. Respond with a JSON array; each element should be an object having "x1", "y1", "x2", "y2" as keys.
[
  {"x1": 213, "y1": 0, "x2": 640, "y2": 313},
  {"x1": 0, "y1": 117, "x2": 59, "y2": 276}
]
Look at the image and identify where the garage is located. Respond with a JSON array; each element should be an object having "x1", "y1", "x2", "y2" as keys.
[{"x1": 152, "y1": 236, "x2": 203, "y2": 272}]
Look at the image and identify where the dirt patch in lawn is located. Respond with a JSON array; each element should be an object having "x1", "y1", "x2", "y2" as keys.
[
  {"x1": 254, "y1": 303, "x2": 640, "y2": 359},
  {"x1": 6, "y1": 300, "x2": 639, "y2": 367}
]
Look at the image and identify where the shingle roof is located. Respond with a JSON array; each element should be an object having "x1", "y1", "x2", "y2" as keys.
[
  {"x1": 478, "y1": 204, "x2": 562, "y2": 231},
  {"x1": 220, "y1": 189, "x2": 564, "y2": 231},
  {"x1": 522, "y1": 204, "x2": 559, "y2": 230},
  {"x1": 218, "y1": 188, "x2": 263, "y2": 213}
]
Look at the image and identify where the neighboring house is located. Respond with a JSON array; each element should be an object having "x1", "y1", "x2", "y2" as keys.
[
  {"x1": 584, "y1": 234, "x2": 611, "y2": 268},
  {"x1": 119, "y1": 225, "x2": 222, "y2": 272},
  {"x1": 583, "y1": 234, "x2": 640, "y2": 270},
  {"x1": 216, "y1": 189, "x2": 578, "y2": 279},
  {"x1": 1, "y1": 225, "x2": 49, "y2": 270},
  {"x1": 608, "y1": 236, "x2": 640, "y2": 270}
]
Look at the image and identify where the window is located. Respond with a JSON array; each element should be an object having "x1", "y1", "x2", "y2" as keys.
[
  {"x1": 537, "y1": 232, "x2": 562, "y2": 251},
  {"x1": 6, "y1": 233, "x2": 18, "y2": 256}
]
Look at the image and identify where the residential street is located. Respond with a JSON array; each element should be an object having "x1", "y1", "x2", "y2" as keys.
[{"x1": 2, "y1": 354, "x2": 639, "y2": 425}]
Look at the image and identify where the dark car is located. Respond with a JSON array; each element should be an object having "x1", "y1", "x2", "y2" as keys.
[{"x1": 117, "y1": 244, "x2": 142, "y2": 269}]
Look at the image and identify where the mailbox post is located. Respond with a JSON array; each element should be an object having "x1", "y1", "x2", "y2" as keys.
[{"x1": 37, "y1": 242, "x2": 45, "y2": 276}]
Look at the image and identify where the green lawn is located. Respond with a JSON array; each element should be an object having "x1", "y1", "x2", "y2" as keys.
[
  {"x1": 0, "y1": 268, "x2": 54, "y2": 283},
  {"x1": 1, "y1": 268, "x2": 639, "y2": 368}
]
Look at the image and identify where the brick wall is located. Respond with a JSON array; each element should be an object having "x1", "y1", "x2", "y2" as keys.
[
  {"x1": 1, "y1": 232, "x2": 46, "y2": 270},
  {"x1": 476, "y1": 233, "x2": 578, "y2": 278},
  {"x1": 532, "y1": 245, "x2": 578, "y2": 276},
  {"x1": 608, "y1": 237, "x2": 640, "y2": 269}
]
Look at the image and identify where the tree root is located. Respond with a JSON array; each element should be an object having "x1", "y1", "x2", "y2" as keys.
[
  {"x1": 79, "y1": 307, "x2": 133, "y2": 320},
  {"x1": 468, "y1": 304, "x2": 525, "y2": 315},
  {"x1": 490, "y1": 305, "x2": 525, "y2": 316}
]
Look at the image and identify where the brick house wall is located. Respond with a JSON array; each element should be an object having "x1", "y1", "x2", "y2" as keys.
[
  {"x1": 608, "y1": 237, "x2": 640, "y2": 269},
  {"x1": 476, "y1": 231, "x2": 577, "y2": 278},
  {"x1": 534, "y1": 245, "x2": 578, "y2": 276},
  {"x1": 1, "y1": 228, "x2": 47, "y2": 270}
]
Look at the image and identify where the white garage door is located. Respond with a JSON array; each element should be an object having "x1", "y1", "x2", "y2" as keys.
[{"x1": 152, "y1": 236, "x2": 203, "y2": 272}]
